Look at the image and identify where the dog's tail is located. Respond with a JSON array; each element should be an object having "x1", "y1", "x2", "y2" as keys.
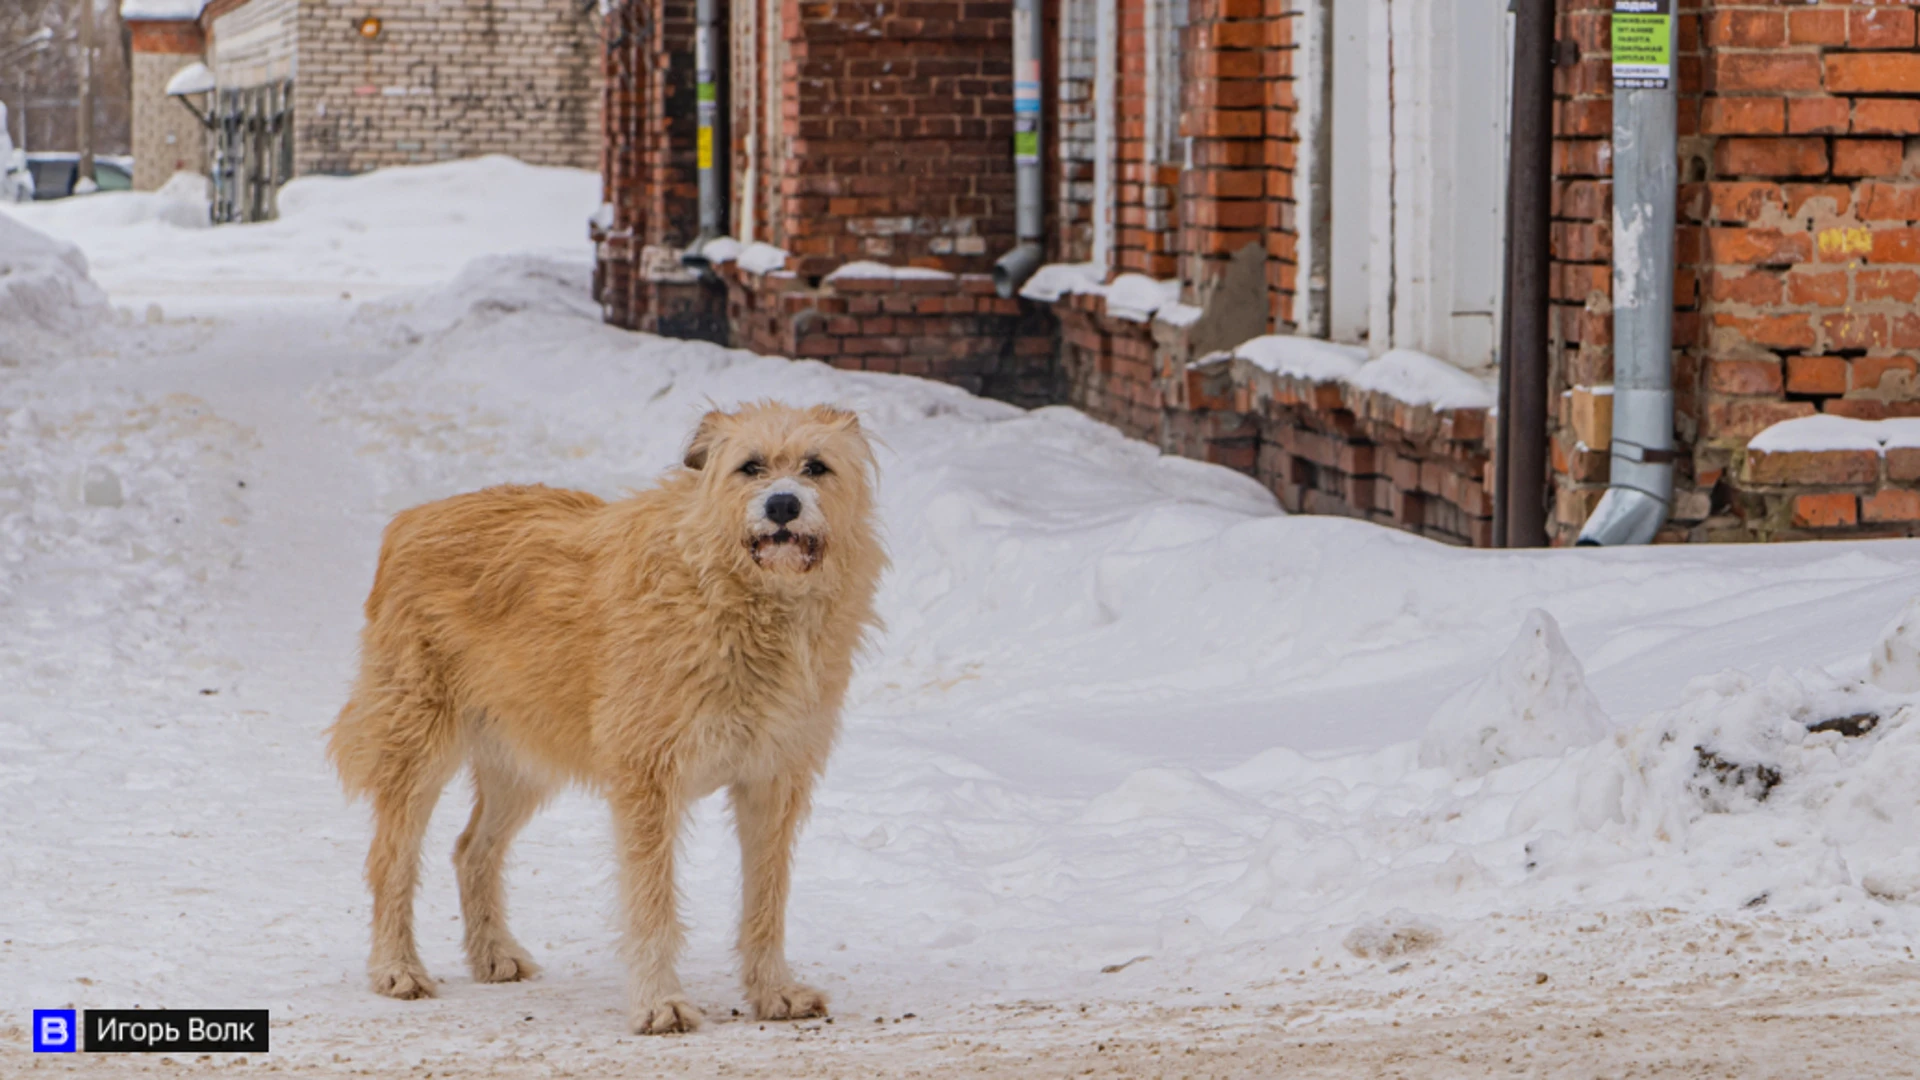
[{"x1": 326, "y1": 516, "x2": 459, "y2": 801}]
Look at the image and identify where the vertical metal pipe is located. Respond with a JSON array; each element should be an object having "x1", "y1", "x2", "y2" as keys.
[
  {"x1": 695, "y1": 0, "x2": 719, "y2": 237},
  {"x1": 994, "y1": 0, "x2": 1046, "y2": 295},
  {"x1": 682, "y1": 0, "x2": 725, "y2": 273},
  {"x1": 1501, "y1": 0, "x2": 1555, "y2": 548},
  {"x1": 1578, "y1": 0, "x2": 1675, "y2": 546},
  {"x1": 78, "y1": 0, "x2": 95, "y2": 187}
]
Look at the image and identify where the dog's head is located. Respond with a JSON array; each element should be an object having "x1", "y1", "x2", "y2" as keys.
[{"x1": 680, "y1": 402, "x2": 879, "y2": 586}]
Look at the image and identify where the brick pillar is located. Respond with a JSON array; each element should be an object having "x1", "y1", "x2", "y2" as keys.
[{"x1": 1179, "y1": 0, "x2": 1294, "y2": 322}]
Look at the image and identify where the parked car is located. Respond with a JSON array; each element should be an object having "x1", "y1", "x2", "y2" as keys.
[{"x1": 25, "y1": 153, "x2": 134, "y2": 199}]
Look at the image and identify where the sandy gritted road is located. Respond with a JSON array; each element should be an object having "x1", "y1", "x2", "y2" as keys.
[{"x1": 11, "y1": 911, "x2": 1920, "y2": 1077}]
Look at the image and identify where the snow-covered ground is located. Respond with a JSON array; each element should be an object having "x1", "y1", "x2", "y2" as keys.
[{"x1": 5, "y1": 160, "x2": 1920, "y2": 1077}]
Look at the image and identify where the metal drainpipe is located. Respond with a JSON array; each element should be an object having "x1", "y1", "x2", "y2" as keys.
[
  {"x1": 993, "y1": 0, "x2": 1045, "y2": 298},
  {"x1": 1500, "y1": 0, "x2": 1556, "y2": 548},
  {"x1": 1578, "y1": 0, "x2": 1676, "y2": 545},
  {"x1": 681, "y1": 0, "x2": 725, "y2": 278}
]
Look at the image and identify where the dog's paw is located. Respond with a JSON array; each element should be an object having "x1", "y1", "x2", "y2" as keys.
[
  {"x1": 370, "y1": 961, "x2": 437, "y2": 1000},
  {"x1": 468, "y1": 940, "x2": 541, "y2": 984},
  {"x1": 749, "y1": 982, "x2": 829, "y2": 1021},
  {"x1": 631, "y1": 997, "x2": 704, "y2": 1035}
]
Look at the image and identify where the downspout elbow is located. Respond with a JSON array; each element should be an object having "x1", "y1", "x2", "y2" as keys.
[
  {"x1": 1576, "y1": 388, "x2": 1674, "y2": 546},
  {"x1": 993, "y1": 241, "x2": 1044, "y2": 298}
]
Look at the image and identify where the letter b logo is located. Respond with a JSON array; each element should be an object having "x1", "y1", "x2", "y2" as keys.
[{"x1": 33, "y1": 1009, "x2": 76, "y2": 1053}]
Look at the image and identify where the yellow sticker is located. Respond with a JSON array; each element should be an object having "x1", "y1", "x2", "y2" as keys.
[
  {"x1": 697, "y1": 126, "x2": 713, "y2": 171},
  {"x1": 1818, "y1": 227, "x2": 1872, "y2": 259}
]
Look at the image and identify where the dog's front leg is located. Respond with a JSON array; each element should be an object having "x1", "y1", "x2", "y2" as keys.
[
  {"x1": 731, "y1": 775, "x2": 829, "y2": 1021},
  {"x1": 611, "y1": 777, "x2": 702, "y2": 1034}
]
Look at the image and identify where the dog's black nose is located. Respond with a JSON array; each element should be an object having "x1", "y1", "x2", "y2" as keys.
[{"x1": 765, "y1": 493, "x2": 802, "y2": 525}]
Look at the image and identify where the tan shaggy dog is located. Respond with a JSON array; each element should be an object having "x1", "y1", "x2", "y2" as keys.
[{"x1": 326, "y1": 402, "x2": 886, "y2": 1034}]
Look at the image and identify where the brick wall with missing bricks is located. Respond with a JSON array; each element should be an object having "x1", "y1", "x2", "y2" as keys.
[
  {"x1": 1054, "y1": 295, "x2": 1495, "y2": 547},
  {"x1": 292, "y1": 0, "x2": 602, "y2": 177},
  {"x1": 1553, "y1": 0, "x2": 1920, "y2": 542},
  {"x1": 1178, "y1": 0, "x2": 1295, "y2": 323}
]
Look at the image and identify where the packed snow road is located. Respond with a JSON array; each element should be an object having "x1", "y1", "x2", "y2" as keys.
[{"x1": 4, "y1": 159, "x2": 1920, "y2": 1076}]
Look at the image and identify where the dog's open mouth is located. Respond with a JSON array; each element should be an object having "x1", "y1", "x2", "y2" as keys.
[{"x1": 748, "y1": 529, "x2": 824, "y2": 570}]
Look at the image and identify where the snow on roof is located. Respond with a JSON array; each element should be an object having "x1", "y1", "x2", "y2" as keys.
[
  {"x1": 1748, "y1": 414, "x2": 1920, "y2": 454},
  {"x1": 165, "y1": 61, "x2": 215, "y2": 96},
  {"x1": 120, "y1": 0, "x2": 210, "y2": 21},
  {"x1": 824, "y1": 260, "x2": 956, "y2": 282}
]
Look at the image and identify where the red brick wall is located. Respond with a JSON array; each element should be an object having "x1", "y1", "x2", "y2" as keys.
[
  {"x1": 1057, "y1": 294, "x2": 1493, "y2": 544},
  {"x1": 724, "y1": 265, "x2": 1060, "y2": 404},
  {"x1": 1179, "y1": 0, "x2": 1295, "y2": 322},
  {"x1": 595, "y1": 0, "x2": 728, "y2": 339},
  {"x1": 1553, "y1": 0, "x2": 1920, "y2": 542},
  {"x1": 771, "y1": 0, "x2": 1019, "y2": 278},
  {"x1": 128, "y1": 20, "x2": 204, "y2": 54}
]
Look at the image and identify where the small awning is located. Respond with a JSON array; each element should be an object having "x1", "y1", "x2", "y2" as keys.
[{"x1": 165, "y1": 61, "x2": 215, "y2": 97}]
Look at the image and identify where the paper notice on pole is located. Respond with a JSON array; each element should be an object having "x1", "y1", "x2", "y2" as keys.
[{"x1": 1612, "y1": 0, "x2": 1672, "y2": 89}]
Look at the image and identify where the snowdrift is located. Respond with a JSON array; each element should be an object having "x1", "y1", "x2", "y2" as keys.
[
  {"x1": 0, "y1": 212, "x2": 110, "y2": 364},
  {"x1": 0, "y1": 155, "x2": 600, "y2": 309}
]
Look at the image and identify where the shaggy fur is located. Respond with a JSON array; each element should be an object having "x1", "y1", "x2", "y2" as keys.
[{"x1": 326, "y1": 402, "x2": 886, "y2": 1034}]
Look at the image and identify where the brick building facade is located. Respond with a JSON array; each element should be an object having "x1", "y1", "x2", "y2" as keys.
[
  {"x1": 1552, "y1": 0, "x2": 1920, "y2": 543},
  {"x1": 597, "y1": 0, "x2": 1920, "y2": 548},
  {"x1": 126, "y1": 14, "x2": 209, "y2": 190},
  {"x1": 121, "y1": 0, "x2": 600, "y2": 199}
]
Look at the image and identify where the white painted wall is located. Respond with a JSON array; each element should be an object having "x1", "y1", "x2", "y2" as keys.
[
  {"x1": 1318, "y1": 0, "x2": 1509, "y2": 370},
  {"x1": 1329, "y1": 0, "x2": 1369, "y2": 344}
]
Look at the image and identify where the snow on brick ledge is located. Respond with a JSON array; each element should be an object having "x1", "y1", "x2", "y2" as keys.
[
  {"x1": 1018, "y1": 263, "x2": 1182, "y2": 323},
  {"x1": 824, "y1": 261, "x2": 956, "y2": 283},
  {"x1": 1743, "y1": 415, "x2": 1920, "y2": 488},
  {"x1": 734, "y1": 242, "x2": 790, "y2": 276},
  {"x1": 1202, "y1": 335, "x2": 1496, "y2": 444}
]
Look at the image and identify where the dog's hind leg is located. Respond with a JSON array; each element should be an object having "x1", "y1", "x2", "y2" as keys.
[
  {"x1": 455, "y1": 740, "x2": 549, "y2": 984},
  {"x1": 732, "y1": 775, "x2": 829, "y2": 1021},
  {"x1": 610, "y1": 773, "x2": 701, "y2": 1034},
  {"x1": 361, "y1": 683, "x2": 463, "y2": 1000}
]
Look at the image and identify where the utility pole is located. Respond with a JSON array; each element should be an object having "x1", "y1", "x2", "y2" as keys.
[{"x1": 77, "y1": 0, "x2": 95, "y2": 186}]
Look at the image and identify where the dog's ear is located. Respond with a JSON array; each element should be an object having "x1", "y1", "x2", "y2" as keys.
[
  {"x1": 683, "y1": 410, "x2": 726, "y2": 470},
  {"x1": 812, "y1": 405, "x2": 862, "y2": 433}
]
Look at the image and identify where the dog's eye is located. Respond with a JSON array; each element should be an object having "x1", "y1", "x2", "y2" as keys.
[
  {"x1": 739, "y1": 460, "x2": 765, "y2": 478},
  {"x1": 803, "y1": 458, "x2": 831, "y2": 478}
]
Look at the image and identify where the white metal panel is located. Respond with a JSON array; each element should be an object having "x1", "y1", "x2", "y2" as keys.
[
  {"x1": 1328, "y1": 0, "x2": 1370, "y2": 344},
  {"x1": 1365, "y1": 0, "x2": 1394, "y2": 354},
  {"x1": 1092, "y1": 0, "x2": 1116, "y2": 273},
  {"x1": 1445, "y1": 0, "x2": 1508, "y2": 370}
]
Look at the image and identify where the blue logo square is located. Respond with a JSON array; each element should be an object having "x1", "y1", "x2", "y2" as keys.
[{"x1": 32, "y1": 1009, "x2": 77, "y2": 1053}]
